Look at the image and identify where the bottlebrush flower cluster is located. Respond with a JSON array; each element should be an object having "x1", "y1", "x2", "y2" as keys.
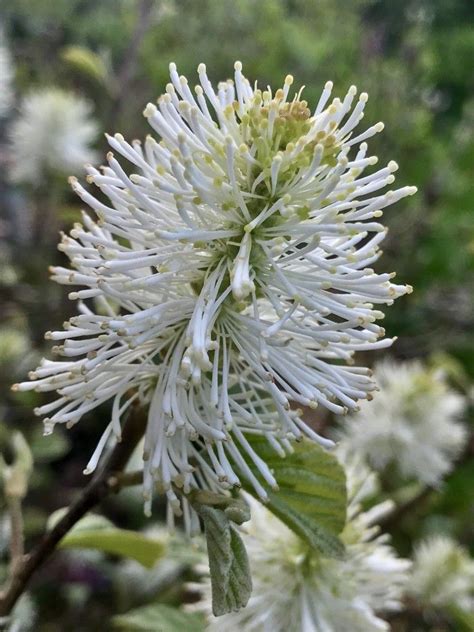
[
  {"x1": 409, "y1": 535, "x2": 474, "y2": 612},
  {"x1": 15, "y1": 62, "x2": 415, "y2": 518},
  {"x1": 342, "y1": 359, "x2": 467, "y2": 485},
  {"x1": 9, "y1": 88, "x2": 98, "y2": 185}
]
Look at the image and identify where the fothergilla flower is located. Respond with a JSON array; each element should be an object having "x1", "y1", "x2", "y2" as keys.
[{"x1": 14, "y1": 62, "x2": 415, "y2": 518}]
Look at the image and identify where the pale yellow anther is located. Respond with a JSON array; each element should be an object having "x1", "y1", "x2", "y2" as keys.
[
  {"x1": 388, "y1": 160, "x2": 399, "y2": 172},
  {"x1": 143, "y1": 103, "x2": 156, "y2": 118}
]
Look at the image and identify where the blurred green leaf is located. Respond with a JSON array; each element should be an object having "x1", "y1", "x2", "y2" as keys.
[
  {"x1": 29, "y1": 425, "x2": 70, "y2": 462},
  {"x1": 0, "y1": 431, "x2": 33, "y2": 499},
  {"x1": 61, "y1": 45, "x2": 109, "y2": 85},
  {"x1": 47, "y1": 510, "x2": 114, "y2": 532},
  {"x1": 113, "y1": 604, "x2": 205, "y2": 632},
  {"x1": 59, "y1": 528, "x2": 165, "y2": 568},
  {"x1": 46, "y1": 511, "x2": 165, "y2": 567},
  {"x1": 241, "y1": 437, "x2": 347, "y2": 558},
  {"x1": 448, "y1": 605, "x2": 474, "y2": 632}
]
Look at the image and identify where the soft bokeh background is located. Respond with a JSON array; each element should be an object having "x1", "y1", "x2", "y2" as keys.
[{"x1": 0, "y1": 1, "x2": 473, "y2": 630}]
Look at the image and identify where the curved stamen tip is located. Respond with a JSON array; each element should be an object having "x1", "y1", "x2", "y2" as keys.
[
  {"x1": 234, "y1": 60, "x2": 242, "y2": 72},
  {"x1": 143, "y1": 103, "x2": 156, "y2": 118},
  {"x1": 388, "y1": 160, "x2": 399, "y2": 172}
]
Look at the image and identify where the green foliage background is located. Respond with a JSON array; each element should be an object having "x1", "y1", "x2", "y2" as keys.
[{"x1": 0, "y1": 1, "x2": 473, "y2": 630}]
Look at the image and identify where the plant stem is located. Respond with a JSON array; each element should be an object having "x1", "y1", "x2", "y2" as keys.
[
  {"x1": 0, "y1": 406, "x2": 146, "y2": 618},
  {"x1": 6, "y1": 498, "x2": 24, "y2": 576},
  {"x1": 109, "y1": 0, "x2": 156, "y2": 126},
  {"x1": 378, "y1": 486, "x2": 433, "y2": 532}
]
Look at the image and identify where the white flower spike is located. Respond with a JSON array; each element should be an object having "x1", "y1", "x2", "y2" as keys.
[
  {"x1": 0, "y1": 38, "x2": 14, "y2": 118},
  {"x1": 195, "y1": 448, "x2": 411, "y2": 632},
  {"x1": 409, "y1": 536, "x2": 474, "y2": 612},
  {"x1": 9, "y1": 88, "x2": 98, "y2": 185},
  {"x1": 15, "y1": 63, "x2": 415, "y2": 519},
  {"x1": 341, "y1": 359, "x2": 467, "y2": 485}
]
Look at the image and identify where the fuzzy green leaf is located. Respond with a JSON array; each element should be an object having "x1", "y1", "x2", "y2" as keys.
[
  {"x1": 194, "y1": 502, "x2": 252, "y2": 616},
  {"x1": 113, "y1": 604, "x2": 205, "y2": 632},
  {"x1": 240, "y1": 437, "x2": 347, "y2": 558}
]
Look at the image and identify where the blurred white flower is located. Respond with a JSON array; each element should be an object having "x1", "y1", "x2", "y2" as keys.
[
  {"x1": 409, "y1": 535, "x2": 474, "y2": 612},
  {"x1": 0, "y1": 328, "x2": 31, "y2": 377},
  {"x1": 9, "y1": 88, "x2": 97, "y2": 184},
  {"x1": 5, "y1": 593, "x2": 36, "y2": 632},
  {"x1": 341, "y1": 359, "x2": 467, "y2": 486},
  {"x1": 0, "y1": 250, "x2": 18, "y2": 286},
  {"x1": 0, "y1": 38, "x2": 14, "y2": 118},
  {"x1": 197, "y1": 448, "x2": 410, "y2": 632},
  {"x1": 15, "y1": 62, "x2": 414, "y2": 517}
]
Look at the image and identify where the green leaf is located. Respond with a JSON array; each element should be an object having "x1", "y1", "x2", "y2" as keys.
[
  {"x1": 113, "y1": 604, "x2": 205, "y2": 632},
  {"x1": 448, "y1": 605, "x2": 474, "y2": 632},
  {"x1": 29, "y1": 425, "x2": 70, "y2": 462},
  {"x1": 240, "y1": 437, "x2": 347, "y2": 558},
  {"x1": 53, "y1": 514, "x2": 165, "y2": 568},
  {"x1": 47, "y1": 510, "x2": 113, "y2": 532},
  {"x1": 193, "y1": 501, "x2": 252, "y2": 616},
  {"x1": 60, "y1": 46, "x2": 109, "y2": 85}
]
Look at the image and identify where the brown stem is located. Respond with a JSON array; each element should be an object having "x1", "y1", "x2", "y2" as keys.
[
  {"x1": 0, "y1": 406, "x2": 146, "y2": 618},
  {"x1": 109, "y1": 0, "x2": 156, "y2": 126},
  {"x1": 107, "y1": 469, "x2": 143, "y2": 492},
  {"x1": 378, "y1": 486, "x2": 433, "y2": 532},
  {"x1": 378, "y1": 440, "x2": 474, "y2": 533}
]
